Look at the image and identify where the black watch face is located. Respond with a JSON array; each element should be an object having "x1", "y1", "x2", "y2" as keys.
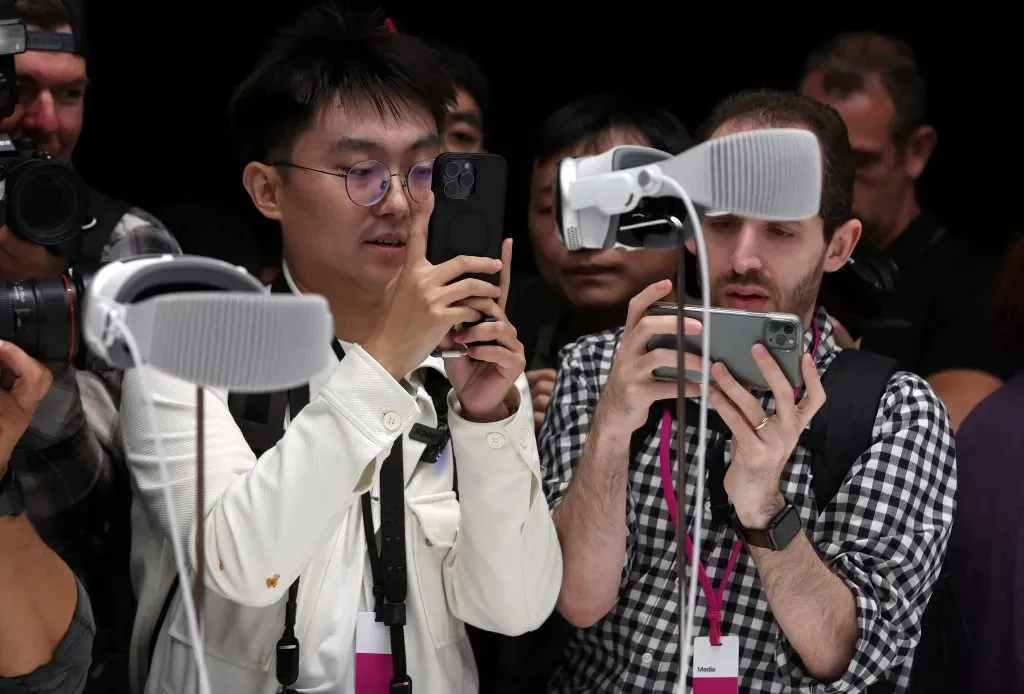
[{"x1": 771, "y1": 507, "x2": 802, "y2": 549}]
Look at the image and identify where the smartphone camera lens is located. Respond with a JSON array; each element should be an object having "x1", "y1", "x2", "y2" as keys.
[
  {"x1": 442, "y1": 159, "x2": 475, "y2": 199},
  {"x1": 767, "y1": 320, "x2": 797, "y2": 350}
]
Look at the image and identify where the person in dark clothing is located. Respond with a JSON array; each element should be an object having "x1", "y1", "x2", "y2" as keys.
[
  {"x1": 487, "y1": 94, "x2": 690, "y2": 694},
  {"x1": 505, "y1": 93, "x2": 693, "y2": 431},
  {"x1": 917, "y1": 233, "x2": 1024, "y2": 694},
  {"x1": 801, "y1": 32, "x2": 1017, "y2": 430}
]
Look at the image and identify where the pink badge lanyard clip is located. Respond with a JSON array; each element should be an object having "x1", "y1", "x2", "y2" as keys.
[{"x1": 656, "y1": 317, "x2": 821, "y2": 646}]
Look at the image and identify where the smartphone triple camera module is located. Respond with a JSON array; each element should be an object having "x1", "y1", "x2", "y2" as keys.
[
  {"x1": 442, "y1": 159, "x2": 476, "y2": 200},
  {"x1": 765, "y1": 320, "x2": 799, "y2": 351}
]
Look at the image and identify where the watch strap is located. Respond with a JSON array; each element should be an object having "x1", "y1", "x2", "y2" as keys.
[{"x1": 733, "y1": 504, "x2": 800, "y2": 551}]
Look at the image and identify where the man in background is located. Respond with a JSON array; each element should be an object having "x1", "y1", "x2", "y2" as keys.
[
  {"x1": 801, "y1": 32, "x2": 1018, "y2": 429},
  {"x1": 437, "y1": 44, "x2": 490, "y2": 153},
  {"x1": 507, "y1": 92, "x2": 693, "y2": 430},
  {"x1": 489, "y1": 93, "x2": 691, "y2": 694},
  {"x1": 0, "y1": 2, "x2": 180, "y2": 691}
]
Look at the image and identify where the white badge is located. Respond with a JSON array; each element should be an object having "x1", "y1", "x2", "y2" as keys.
[
  {"x1": 692, "y1": 635, "x2": 739, "y2": 694},
  {"x1": 355, "y1": 611, "x2": 393, "y2": 694}
]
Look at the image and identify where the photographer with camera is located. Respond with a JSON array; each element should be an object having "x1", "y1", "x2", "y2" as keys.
[
  {"x1": 0, "y1": 0, "x2": 178, "y2": 264},
  {"x1": 0, "y1": 2, "x2": 181, "y2": 692},
  {"x1": 0, "y1": 340, "x2": 94, "y2": 694},
  {"x1": 119, "y1": 6, "x2": 560, "y2": 694}
]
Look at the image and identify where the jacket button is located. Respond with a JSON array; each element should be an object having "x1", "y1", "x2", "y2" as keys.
[
  {"x1": 519, "y1": 428, "x2": 532, "y2": 449},
  {"x1": 486, "y1": 432, "x2": 505, "y2": 449},
  {"x1": 382, "y1": 411, "x2": 401, "y2": 431}
]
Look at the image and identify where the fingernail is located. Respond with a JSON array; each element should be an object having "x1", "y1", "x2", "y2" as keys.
[{"x1": 752, "y1": 344, "x2": 767, "y2": 356}]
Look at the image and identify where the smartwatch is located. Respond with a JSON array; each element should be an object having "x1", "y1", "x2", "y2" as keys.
[
  {"x1": 0, "y1": 466, "x2": 25, "y2": 517},
  {"x1": 734, "y1": 504, "x2": 801, "y2": 551}
]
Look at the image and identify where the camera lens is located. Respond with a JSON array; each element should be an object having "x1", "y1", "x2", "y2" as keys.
[
  {"x1": 443, "y1": 179, "x2": 458, "y2": 198},
  {"x1": 7, "y1": 159, "x2": 88, "y2": 248},
  {"x1": 445, "y1": 161, "x2": 460, "y2": 178},
  {"x1": 459, "y1": 171, "x2": 475, "y2": 189},
  {"x1": 0, "y1": 272, "x2": 86, "y2": 364}
]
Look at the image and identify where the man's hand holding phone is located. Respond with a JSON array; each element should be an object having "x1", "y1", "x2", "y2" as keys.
[
  {"x1": 363, "y1": 192, "x2": 504, "y2": 381},
  {"x1": 596, "y1": 280, "x2": 703, "y2": 436},
  {"x1": 710, "y1": 342, "x2": 826, "y2": 529}
]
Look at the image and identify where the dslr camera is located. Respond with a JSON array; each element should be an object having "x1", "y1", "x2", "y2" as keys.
[{"x1": 0, "y1": 11, "x2": 95, "y2": 365}]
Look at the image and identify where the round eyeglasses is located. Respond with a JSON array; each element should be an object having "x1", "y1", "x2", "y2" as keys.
[{"x1": 271, "y1": 159, "x2": 434, "y2": 207}]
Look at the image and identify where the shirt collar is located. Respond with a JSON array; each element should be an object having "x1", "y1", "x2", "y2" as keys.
[{"x1": 810, "y1": 305, "x2": 839, "y2": 367}]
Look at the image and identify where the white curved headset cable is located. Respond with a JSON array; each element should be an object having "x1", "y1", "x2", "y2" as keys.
[
  {"x1": 648, "y1": 172, "x2": 712, "y2": 694},
  {"x1": 104, "y1": 303, "x2": 214, "y2": 694}
]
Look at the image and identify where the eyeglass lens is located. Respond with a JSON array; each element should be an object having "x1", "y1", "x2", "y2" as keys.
[{"x1": 347, "y1": 160, "x2": 434, "y2": 206}]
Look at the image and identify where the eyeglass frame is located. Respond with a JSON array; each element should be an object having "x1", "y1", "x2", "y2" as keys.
[{"x1": 267, "y1": 159, "x2": 435, "y2": 207}]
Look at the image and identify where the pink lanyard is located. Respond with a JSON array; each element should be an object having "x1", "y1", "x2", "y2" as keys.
[{"x1": 655, "y1": 316, "x2": 821, "y2": 645}]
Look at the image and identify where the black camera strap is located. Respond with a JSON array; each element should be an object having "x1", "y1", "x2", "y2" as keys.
[
  {"x1": 361, "y1": 441, "x2": 411, "y2": 692},
  {"x1": 333, "y1": 340, "x2": 415, "y2": 693}
]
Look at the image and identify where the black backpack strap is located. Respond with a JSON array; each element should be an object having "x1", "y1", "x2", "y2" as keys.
[
  {"x1": 805, "y1": 349, "x2": 898, "y2": 514},
  {"x1": 417, "y1": 369, "x2": 457, "y2": 497}
]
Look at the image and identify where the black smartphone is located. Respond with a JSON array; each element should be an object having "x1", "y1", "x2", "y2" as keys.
[{"x1": 426, "y1": 152, "x2": 507, "y2": 284}]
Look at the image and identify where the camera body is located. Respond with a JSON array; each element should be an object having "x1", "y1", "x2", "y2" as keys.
[{"x1": 0, "y1": 14, "x2": 27, "y2": 120}]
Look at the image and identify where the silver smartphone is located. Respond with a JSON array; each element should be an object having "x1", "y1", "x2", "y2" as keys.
[{"x1": 645, "y1": 302, "x2": 805, "y2": 390}]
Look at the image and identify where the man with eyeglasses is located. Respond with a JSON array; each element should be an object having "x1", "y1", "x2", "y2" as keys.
[{"x1": 117, "y1": 5, "x2": 562, "y2": 694}]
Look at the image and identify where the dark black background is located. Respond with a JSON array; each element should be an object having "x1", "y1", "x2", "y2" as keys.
[{"x1": 75, "y1": 4, "x2": 1018, "y2": 272}]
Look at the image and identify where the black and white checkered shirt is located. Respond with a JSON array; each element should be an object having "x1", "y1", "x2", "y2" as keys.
[
  {"x1": 540, "y1": 308, "x2": 957, "y2": 693},
  {"x1": 14, "y1": 206, "x2": 180, "y2": 571}
]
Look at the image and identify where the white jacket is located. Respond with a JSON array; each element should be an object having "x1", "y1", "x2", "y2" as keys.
[{"x1": 119, "y1": 336, "x2": 562, "y2": 694}]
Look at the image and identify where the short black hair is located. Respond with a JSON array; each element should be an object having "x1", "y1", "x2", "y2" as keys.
[
  {"x1": 533, "y1": 92, "x2": 693, "y2": 165},
  {"x1": 436, "y1": 44, "x2": 490, "y2": 121},
  {"x1": 14, "y1": 0, "x2": 74, "y2": 30},
  {"x1": 228, "y1": 3, "x2": 455, "y2": 166},
  {"x1": 803, "y1": 32, "x2": 926, "y2": 149},
  {"x1": 14, "y1": 0, "x2": 87, "y2": 58},
  {"x1": 699, "y1": 88, "x2": 854, "y2": 241}
]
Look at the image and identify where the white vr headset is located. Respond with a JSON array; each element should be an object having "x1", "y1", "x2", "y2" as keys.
[
  {"x1": 83, "y1": 254, "x2": 333, "y2": 392},
  {"x1": 553, "y1": 128, "x2": 824, "y2": 252}
]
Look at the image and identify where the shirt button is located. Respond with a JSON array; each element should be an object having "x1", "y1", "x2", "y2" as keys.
[
  {"x1": 704, "y1": 500, "x2": 712, "y2": 514},
  {"x1": 382, "y1": 411, "x2": 402, "y2": 431},
  {"x1": 486, "y1": 432, "x2": 506, "y2": 449},
  {"x1": 641, "y1": 652, "x2": 653, "y2": 665},
  {"x1": 518, "y1": 428, "x2": 532, "y2": 449}
]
